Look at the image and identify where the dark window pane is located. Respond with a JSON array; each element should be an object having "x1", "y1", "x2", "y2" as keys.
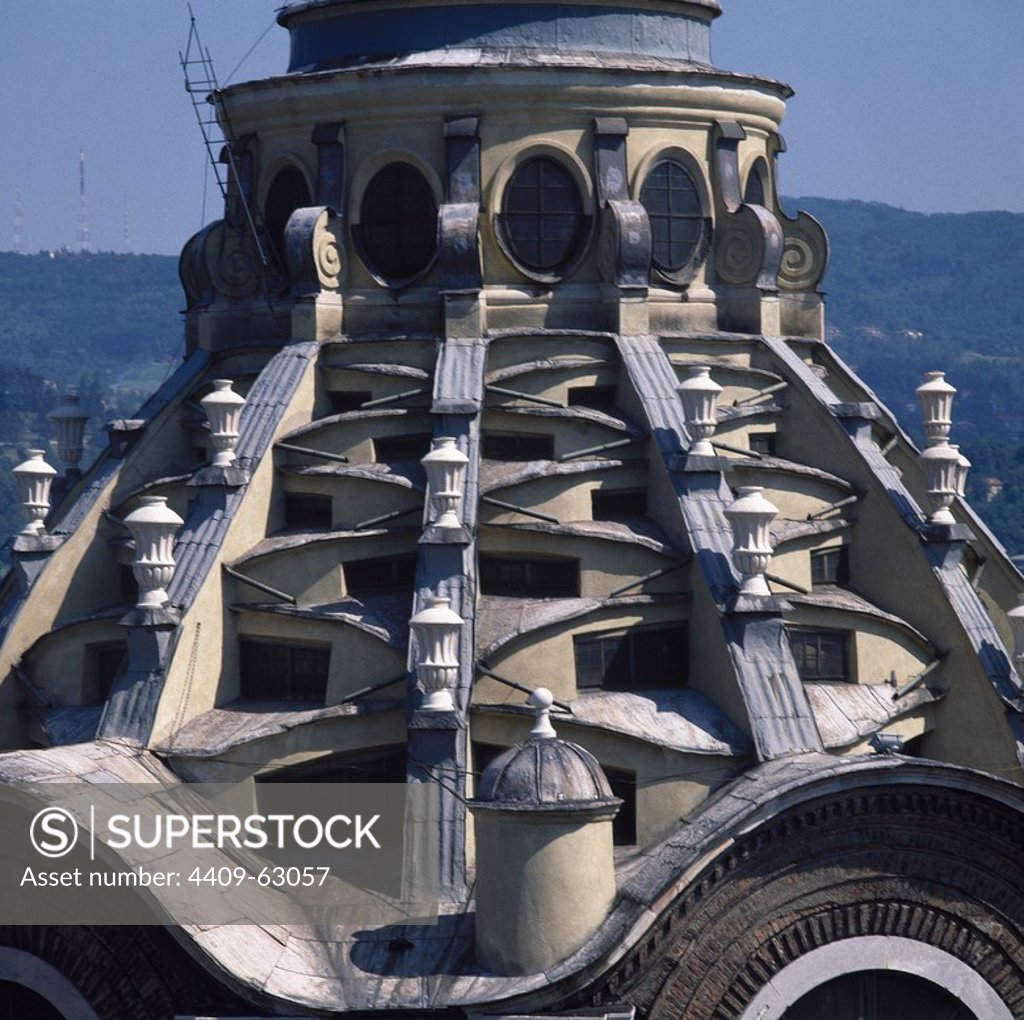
[
  {"x1": 265, "y1": 166, "x2": 312, "y2": 266},
  {"x1": 501, "y1": 157, "x2": 584, "y2": 272},
  {"x1": 375, "y1": 433, "x2": 433, "y2": 463},
  {"x1": 603, "y1": 766, "x2": 637, "y2": 846},
  {"x1": 239, "y1": 638, "x2": 330, "y2": 702},
  {"x1": 591, "y1": 488, "x2": 647, "y2": 520},
  {"x1": 810, "y1": 546, "x2": 849, "y2": 587},
  {"x1": 744, "y1": 166, "x2": 767, "y2": 206},
  {"x1": 482, "y1": 432, "x2": 555, "y2": 462},
  {"x1": 329, "y1": 390, "x2": 372, "y2": 413},
  {"x1": 88, "y1": 641, "x2": 127, "y2": 702},
  {"x1": 748, "y1": 431, "x2": 777, "y2": 456},
  {"x1": 640, "y1": 160, "x2": 707, "y2": 274},
  {"x1": 345, "y1": 554, "x2": 418, "y2": 596},
  {"x1": 360, "y1": 163, "x2": 437, "y2": 281},
  {"x1": 479, "y1": 556, "x2": 579, "y2": 597},
  {"x1": 284, "y1": 492, "x2": 332, "y2": 530},
  {"x1": 567, "y1": 384, "x2": 617, "y2": 410},
  {"x1": 789, "y1": 628, "x2": 848, "y2": 681},
  {"x1": 574, "y1": 625, "x2": 687, "y2": 690}
]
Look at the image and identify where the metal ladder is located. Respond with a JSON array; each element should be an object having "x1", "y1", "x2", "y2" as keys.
[{"x1": 179, "y1": 4, "x2": 273, "y2": 274}]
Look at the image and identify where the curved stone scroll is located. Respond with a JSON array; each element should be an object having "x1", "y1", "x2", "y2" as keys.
[
  {"x1": 597, "y1": 199, "x2": 651, "y2": 291},
  {"x1": 178, "y1": 221, "x2": 219, "y2": 310},
  {"x1": 283, "y1": 205, "x2": 344, "y2": 296},
  {"x1": 714, "y1": 203, "x2": 784, "y2": 289},
  {"x1": 439, "y1": 202, "x2": 482, "y2": 292}
]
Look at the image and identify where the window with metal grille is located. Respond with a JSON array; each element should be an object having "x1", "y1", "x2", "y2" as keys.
[
  {"x1": 239, "y1": 638, "x2": 330, "y2": 701},
  {"x1": 500, "y1": 156, "x2": 585, "y2": 273},
  {"x1": 640, "y1": 159, "x2": 708, "y2": 275},
  {"x1": 329, "y1": 390, "x2": 372, "y2": 414},
  {"x1": 748, "y1": 431, "x2": 777, "y2": 456},
  {"x1": 574, "y1": 624, "x2": 687, "y2": 690},
  {"x1": 591, "y1": 488, "x2": 647, "y2": 521},
  {"x1": 359, "y1": 162, "x2": 437, "y2": 282},
  {"x1": 479, "y1": 555, "x2": 579, "y2": 597},
  {"x1": 345, "y1": 554, "x2": 418, "y2": 596},
  {"x1": 567, "y1": 384, "x2": 617, "y2": 410},
  {"x1": 482, "y1": 432, "x2": 554, "y2": 462},
  {"x1": 810, "y1": 546, "x2": 849, "y2": 587},
  {"x1": 265, "y1": 166, "x2": 312, "y2": 266},
  {"x1": 788, "y1": 628, "x2": 849, "y2": 681},
  {"x1": 284, "y1": 492, "x2": 332, "y2": 530},
  {"x1": 374, "y1": 432, "x2": 433, "y2": 463}
]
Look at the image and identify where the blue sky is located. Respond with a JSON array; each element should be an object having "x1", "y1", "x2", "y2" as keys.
[{"x1": 2, "y1": 0, "x2": 1021, "y2": 255}]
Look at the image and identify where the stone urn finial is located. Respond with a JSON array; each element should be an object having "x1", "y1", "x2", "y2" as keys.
[
  {"x1": 528, "y1": 687, "x2": 557, "y2": 739},
  {"x1": 50, "y1": 393, "x2": 89, "y2": 474},
  {"x1": 678, "y1": 365, "x2": 722, "y2": 457},
  {"x1": 916, "y1": 371, "x2": 956, "y2": 447},
  {"x1": 420, "y1": 437, "x2": 469, "y2": 530},
  {"x1": 123, "y1": 496, "x2": 184, "y2": 609},
  {"x1": 409, "y1": 593, "x2": 464, "y2": 711},
  {"x1": 12, "y1": 450, "x2": 57, "y2": 535},
  {"x1": 724, "y1": 485, "x2": 778, "y2": 595},
  {"x1": 200, "y1": 379, "x2": 246, "y2": 468}
]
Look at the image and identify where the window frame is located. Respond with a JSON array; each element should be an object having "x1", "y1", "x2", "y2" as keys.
[
  {"x1": 238, "y1": 637, "x2": 331, "y2": 702},
  {"x1": 481, "y1": 431, "x2": 555, "y2": 462},
  {"x1": 479, "y1": 554, "x2": 580, "y2": 598},
  {"x1": 788, "y1": 627, "x2": 850, "y2": 682},
  {"x1": 573, "y1": 623, "x2": 688, "y2": 691},
  {"x1": 354, "y1": 160, "x2": 438, "y2": 288},
  {"x1": 810, "y1": 546, "x2": 849, "y2": 588},
  {"x1": 495, "y1": 153, "x2": 591, "y2": 283},
  {"x1": 637, "y1": 152, "x2": 711, "y2": 286}
]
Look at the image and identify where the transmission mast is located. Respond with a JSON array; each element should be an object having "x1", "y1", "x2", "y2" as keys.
[
  {"x1": 77, "y1": 146, "x2": 91, "y2": 252},
  {"x1": 13, "y1": 189, "x2": 24, "y2": 254}
]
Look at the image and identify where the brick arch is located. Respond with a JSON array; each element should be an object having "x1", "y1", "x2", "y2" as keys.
[{"x1": 584, "y1": 775, "x2": 1024, "y2": 1019}]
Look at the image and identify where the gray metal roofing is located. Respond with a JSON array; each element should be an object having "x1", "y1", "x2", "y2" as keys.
[{"x1": 615, "y1": 334, "x2": 822, "y2": 760}]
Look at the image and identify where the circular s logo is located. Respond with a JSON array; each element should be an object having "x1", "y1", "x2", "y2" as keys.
[{"x1": 30, "y1": 807, "x2": 79, "y2": 858}]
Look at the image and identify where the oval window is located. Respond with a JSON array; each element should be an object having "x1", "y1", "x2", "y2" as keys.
[
  {"x1": 640, "y1": 159, "x2": 709, "y2": 276},
  {"x1": 500, "y1": 156, "x2": 585, "y2": 275},
  {"x1": 265, "y1": 166, "x2": 312, "y2": 266},
  {"x1": 359, "y1": 163, "x2": 437, "y2": 283}
]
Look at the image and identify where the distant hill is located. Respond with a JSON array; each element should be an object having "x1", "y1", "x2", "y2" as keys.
[{"x1": 0, "y1": 200, "x2": 1022, "y2": 550}]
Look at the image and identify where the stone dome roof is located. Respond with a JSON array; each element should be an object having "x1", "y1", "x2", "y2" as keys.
[{"x1": 478, "y1": 735, "x2": 616, "y2": 806}]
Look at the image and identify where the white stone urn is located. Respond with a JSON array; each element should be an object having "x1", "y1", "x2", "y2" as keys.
[
  {"x1": 420, "y1": 436, "x2": 469, "y2": 529},
  {"x1": 678, "y1": 365, "x2": 722, "y2": 457},
  {"x1": 916, "y1": 371, "x2": 956, "y2": 446},
  {"x1": 50, "y1": 393, "x2": 89, "y2": 473},
  {"x1": 918, "y1": 439, "x2": 961, "y2": 525},
  {"x1": 409, "y1": 593, "x2": 463, "y2": 711},
  {"x1": 950, "y1": 444, "x2": 971, "y2": 498},
  {"x1": 12, "y1": 450, "x2": 57, "y2": 535},
  {"x1": 200, "y1": 379, "x2": 246, "y2": 468},
  {"x1": 724, "y1": 485, "x2": 778, "y2": 596},
  {"x1": 124, "y1": 496, "x2": 184, "y2": 608}
]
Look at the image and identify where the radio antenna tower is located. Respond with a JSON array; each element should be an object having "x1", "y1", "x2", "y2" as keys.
[
  {"x1": 77, "y1": 146, "x2": 91, "y2": 252},
  {"x1": 13, "y1": 189, "x2": 24, "y2": 254},
  {"x1": 122, "y1": 197, "x2": 133, "y2": 253}
]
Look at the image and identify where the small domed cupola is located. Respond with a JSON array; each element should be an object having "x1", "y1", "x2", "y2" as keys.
[{"x1": 471, "y1": 689, "x2": 620, "y2": 976}]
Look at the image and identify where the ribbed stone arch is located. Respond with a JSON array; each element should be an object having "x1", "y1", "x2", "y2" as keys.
[
  {"x1": 0, "y1": 946, "x2": 99, "y2": 1019},
  {"x1": 580, "y1": 768, "x2": 1024, "y2": 1020},
  {"x1": 739, "y1": 936, "x2": 1012, "y2": 1019}
]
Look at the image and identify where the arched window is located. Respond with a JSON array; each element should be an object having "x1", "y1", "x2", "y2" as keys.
[
  {"x1": 358, "y1": 162, "x2": 437, "y2": 283},
  {"x1": 744, "y1": 161, "x2": 769, "y2": 206},
  {"x1": 264, "y1": 166, "x2": 312, "y2": 266},
  {"x1": 783, "y1": 969, "x2": 974, "y2": 1020},
  {"x1": 640, "y1": 158, "x2": 709, "y2": 279},
  {"x1": 500, "y1": 156, "x2": 585, "y2": 275}
]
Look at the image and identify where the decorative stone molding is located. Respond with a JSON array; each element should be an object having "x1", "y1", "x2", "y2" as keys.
[
  {"x1": 916, "y1": 370, "x2": 956, "y2": 445},
  {"x1": 283, "y1": 205, "x2": 343, "y2": 297},
  {"x1": 439, "y1": 116, "x2": 483, "y2": 293},
  {"x1": 204, "y1": 220, "x2": 262, "y2": 300},
  {"x1": 919, "y1": 439, "x2": 960, "y2": 525}
]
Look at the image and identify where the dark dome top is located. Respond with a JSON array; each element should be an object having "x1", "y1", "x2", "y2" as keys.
[{"x1": 478, "y1": 736, "x2": 616, "y2": 806}]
